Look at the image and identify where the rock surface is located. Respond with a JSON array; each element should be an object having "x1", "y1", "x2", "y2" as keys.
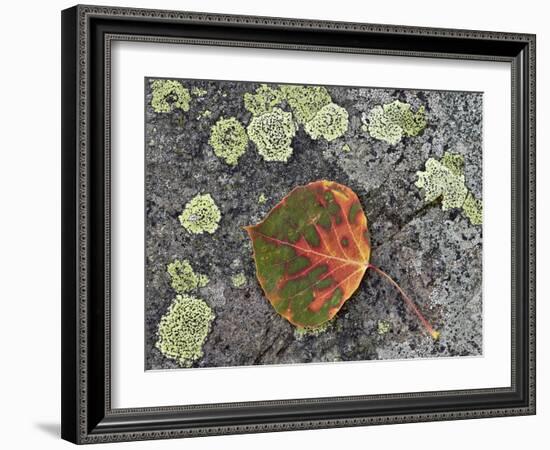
[{"x1": 144, "y1": 78, "x2": 483, "y2": 370}]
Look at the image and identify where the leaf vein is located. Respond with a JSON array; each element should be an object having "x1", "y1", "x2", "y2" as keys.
[
  {"x1": 285, "y1": 262, "x2": 365, "y2": 303},
  {"x1": 253, "y1": 231, "x2": 364, "y2": 267}
]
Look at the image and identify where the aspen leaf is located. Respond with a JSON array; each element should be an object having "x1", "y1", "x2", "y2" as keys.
[
  {"x1": 246, "y1": 180, "x2": 439, "y2": 339},
  {"x1": 245, "y1": 180, "x2": 370, "y2": 328}
]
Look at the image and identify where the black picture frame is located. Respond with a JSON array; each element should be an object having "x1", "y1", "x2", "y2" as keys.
[{"x1": 61, "y1": 4, "x2": 536, "y2": 444}]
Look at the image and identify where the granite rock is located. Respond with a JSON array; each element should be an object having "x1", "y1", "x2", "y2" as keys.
[{"x1": 144, "y1": 79, "x2": 483, "y2": 370}]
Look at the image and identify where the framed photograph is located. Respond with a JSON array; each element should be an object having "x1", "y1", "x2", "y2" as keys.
[{"x1": 61, "y1": 4, "x2": 536, "y2": 444}]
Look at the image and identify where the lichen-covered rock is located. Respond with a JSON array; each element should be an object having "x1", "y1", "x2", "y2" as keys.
[
  {"x1": 363, "y1": 100, "x2": 426, "y2": 145},
  {"x1": 178, "y1": 193, "x2": 221, "y2": 234},
  {"x1": 191, "y1": 87, "x2": 208, "y2": 97},
  {"x1": 155, "y1": 294, "x2": 215, "y2": 367},
  {"x1": 415, "y1": 154, "x2": 468, "y2": 210},
  {"x1": 416, "y1": 152, "x2": 483, "y2": 224},
  {"x1": 167, "y1": 259, "x2": 209, "y2": 293},
  {"x1": 377, "y1": 320, "x2": 391, "y2": 335},
  {"x1": 304, "y1": 103, "x2": 349, "y2": 141},
  {"x1": 209, "y1": 117, "x2": 248, "y2": 166},
  {"x1": 231, "y1": 272, "x2": 247, "y2": 288},
  {"x1": 247, "y1": 107, "x2": 296, "y2": 162},
  {"x1": 279, "y1": 85, "x2": 332, "y2": 124},
  {"x1": 151, "y1": 79, "x2": 191, "y2": 114},
  {"x1": 244, "y1": 84, "x2": 284, "y2": 116},
  {"x1": 145, "y1": 78, "x2": 483, "y2": 370},
  {"x1": 462, "y1": 192, "x2": 483, "y2": 225}
]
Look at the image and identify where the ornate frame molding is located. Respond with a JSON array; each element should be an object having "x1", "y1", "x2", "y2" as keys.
[{"x1": 61, "y1": 4, "x2": 536, "y2": 444}]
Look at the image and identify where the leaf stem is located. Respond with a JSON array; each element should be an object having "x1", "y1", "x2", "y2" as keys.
[{"x1": 368, "y1": 264, "x2": 440, "y2": 340}]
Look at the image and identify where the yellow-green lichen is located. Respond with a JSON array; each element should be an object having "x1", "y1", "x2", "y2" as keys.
[
  {"x1": 341, "y1": 143, "x2": 351, "y2": 152},
  {"x1": 416, "y1": 152, "x2": 482, "y2": 225},
  {"x1": 279, "y1": 85, "x2": 332, "y2": 124},
  {"x1": 440, "y1": 151, "x2": 464, "y2": 177},
  {"x1": 191, "y1": 87, "x2": 208, "y2": 97},
  {"x1": 416, "y1": 154, "x2": 467, "y2": 210},
  {"x1": 179, "y1": 193, "x2": 221, "y2": 234},
  {"x1": 167, "y1": 259, "x2": 209, "y2": 294},
  {"x1": 198, "y1": 109, "x2": 212, "y2": 119},
  {"x1": 151, "y1": 79, "x2": 191, "y2": 114},
  {"x1": 462, "y1": 192, "x2": 483, "y2": 225},
  {"x1": 209, "y1": 117, "x2": 249, "y2": 166},
  {"x1": 231, "y1": 272, "x2": 247, "y2": 288},
  {"x1": 377, "y1": 320, "x2": 391, "y2": 335},
  {"x1": 155, "y1": 294, "x2": 215, "y2": 367},
  {"x1": 295, "y1": 321, "x2": 331, "y2": 339},
  {"x1": 247, "y1": 107, "x2": 296, "y2": 162},
  {"x1": 244, "y1": 84, "x2": 284, "y2": 116},
  {"x1": 258, "y1": 193, "x2": 267, "y2": 204},
  {"x1": 304, "y1": 103, "x2": 349, "y2": 141},
  {"x1": 363, "y1": 100, "x2": 427, "y2": 145}
]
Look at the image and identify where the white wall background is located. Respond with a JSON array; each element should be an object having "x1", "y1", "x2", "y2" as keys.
[{"x1": 0, "y1": 0, "x2": 545, "y2": 448}]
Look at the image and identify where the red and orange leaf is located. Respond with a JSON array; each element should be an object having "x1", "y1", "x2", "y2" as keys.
[{"x1": 245, "y1": 180, "x2": 371, "y2": 328}]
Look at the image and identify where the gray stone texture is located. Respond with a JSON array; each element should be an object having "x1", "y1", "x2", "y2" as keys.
[{"x1": 144, "y1": 78, "x2": 483, "y2": 370}]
